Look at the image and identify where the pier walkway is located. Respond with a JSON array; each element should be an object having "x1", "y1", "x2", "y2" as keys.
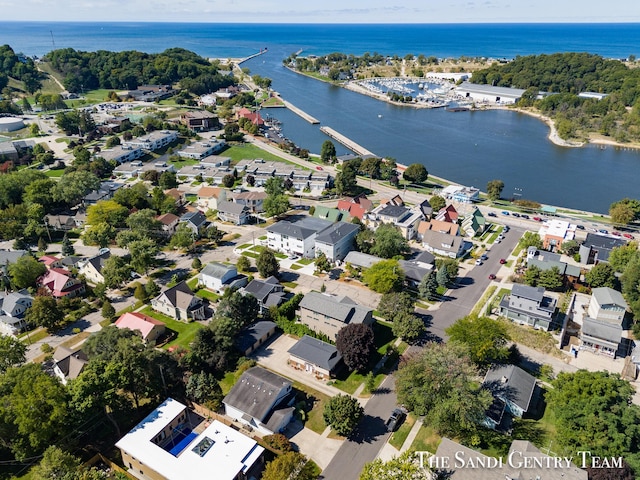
[
  {"x1": 283, "y1": 100, "x2": 320, "y2": 124},
  {"x1": 237, "y1": 49, "x2": 268, "y2": 65},
  {"x1": 319, "y1": 126, "x2": 375, "y2": 156}
]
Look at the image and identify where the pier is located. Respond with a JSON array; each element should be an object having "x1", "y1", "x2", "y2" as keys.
[
  {"x1": 283, "y1": 100, "x2": 320, "y2": 124},
  {"x1": 237, "y1": 48, "x2": 268, "y2": 65},
  {"x1": 320, "y1": 126, "x2": 375, "y2": 156}
]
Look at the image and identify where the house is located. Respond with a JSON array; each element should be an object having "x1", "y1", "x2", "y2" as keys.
[
  {"x1": 336, "y1": 194, "x2": 373, "y2": 220},
  {"x1": 499, "y1": 284, "x2": 557, "y2": 330},
  {"x1": 116, "y1": 398, "x2": 264, "y2": 480},
  {"x1": 266, "y1": 217, "x2": 333, "y2": 258},
  {"x1": 156, "y1": 213, "x2": 180, "y2": 235},
  {"x1": 314, "y1": 221, "x2": 360, "y2": 262},
  {"x1": 538, "y1": 219, "x2": 577, "y2": 251},
  {"x1": 115, "y1": 313, "x2": 166, "y2": 344},
  {"x1": 455, "y1": 82, "x2": 528, "y2": 104},
  {"x1": 180, "y1": 110, "x2": 219, "y2": 132},
  {"x1": 52, "y1": 347, "x2": 88, "y2": 385},
  {"x1": 460, "y1": 207, "x2": 486, "y2": 237},
  {"x1": 164, "y1": 188, "x2": 186, "y2": 207},
  {"x1": 44, "y1": 213, "x2": 78, "y2": 231},
  {"x1": 122, "y1": 84, "x2": 174, "y2": 102},
  {"x1": 39, "y1": 255, "x2": 62, "y2": 269},
  {"x1": 434, "y1": 204, "x2": 459, "y2": 223},
  {"x1": 236, "y1": 107, "x2": 265, "y2": 126},
  {"x1": 416, "y1": 218, "x2": 459, "y2": 241},
  {"x1": 82, "y1": 181, "x2": 125, "y2": 206},
  {"x1": 241, "y1": 277, "x2": 287, "y2": 314},
  {"x1": 113, "y1": 160, "x2": 176, "y2": 178},
  {"x1": 78, "y1": 250, "x2": 111, "y2": 285},
  {"x1": 177, "y1": 141, "x2": 222, "y2": 160},
  {"x1": 312, "y1": 206, "x2": 345, "y2": 223},
  {"x1": 223, "y1": 366, "x2": 295, "y2": 435},
  {"x1": 579, "y1": 233, "x2": 627, "y2": 264},
  {"x1": 366, "y1": 204, "x2": 422, "y2": 240},
  {"x1": 0, "y1": 250, "x2": 28, "y2": 276},
  {"x1": 420, "y1": 229, "x2": 466, "y2": 258},
  {"x1": 452, "y1": 186, "x2": 480, "y2": 204},
  {"x1": 398, "y1": 260, "x2": 433, "y2": 288},
  {"x1": 124, "y1": 130, "x2": 178, "y2": 151},
  {"x1": 343, "y1": 251, "x2": 383, "y2": 270},
  {"x1": 199, "y1": 155, "x2": 231, "y2": 168},
  {"x1": 198, "y1": 263, "x2": 248, "y2": 293},
  {"x1": 413, "y1": 251, "x2": 436, "y2": 268},
  {"x1": 580, "y1": 287, "x2": 629, "y2": 358},
  {"x1": 97, "y1": 145, "x2": 144, "y2": 164},
  {"x1": 0, "y1": 290, "x2": 33, "y2": 335},
  {"x1": 38, "y1": 268, "x2": 85, "y2": 298},
  {"x1": 526, "y1": 247, "x2": 581, "y2": 288},
  {"x1": 432, "y1": 437, "x2": 587, "y2": 480},
  {"x1": 298, "y1": 292, "x2": 375, "y2": 341},
  {"x1": 235, "y1": 320, "x2": 277, "y2": 356},
  {"x1": 418, "y1": 199, "x2": 433, "y2": 219},
  {"x1": 152, "y1": 281, "x2": 205, "y2": 321},
  {"x1": 197, "y1": 186, "x2": 227, "y2": 211},
  {"x1": 229, "y1": 191, "x2": 267, "y2": 214},
  {"x1": 217, "y1": 200, "x2": 250, "y2": 225},
  {"x1": 179, "y1": 211, "x2": 209, "y2": 237},
  {"x1": 288, "y1": 335, "x2": 342, "y2": 380},
  {"x1": 482, "y1": 364, "x2": 537, "y2": 429}
]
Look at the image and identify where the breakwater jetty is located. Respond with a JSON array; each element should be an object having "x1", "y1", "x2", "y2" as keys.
[
  {"x1": 320, "y1": 126, "x2": 375, "y2": 156},
  {"x1": 238, "y1": 48, "x2": 268, "y2": 65},
  {"x1": 283, "y1": 100, "x2": 320, "y2": 124}
]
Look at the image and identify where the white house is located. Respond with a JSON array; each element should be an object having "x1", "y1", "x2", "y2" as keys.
[
  {"x1": 266, "y1": 217, "x2": 333, "y2": 258},
  {"x1": 124, "y1": 130, "x2": 178, "y2": 151},
  {"x1": 198, "y1": 262, "x2": 248, "y2": 293}
]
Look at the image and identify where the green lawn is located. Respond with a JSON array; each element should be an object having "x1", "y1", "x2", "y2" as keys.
[
  {"x1": 186, "y1": 277, "x2": 199, "y2": 289},
  {"x1": 332, "y1": 370, "x2": 385, "y2": 395},
  {"x1": 44, "y1": 169, "x2": 65, "y2": 178},
  {"x1": 242, "y1": 251, "x2": 259, "y2": 259},
  {"x1": 296, "y1": 258, "x2": 314, "y2": 265},
  {"x1": 82, "y1": 89, "x2": 114, "y2": 103},
  {"x1": 281, "y1": 281, "x2": 298, "y2": 289},
  {"x1": 195, "y1": 288, "x2": 220, "y2": 302},
  {"x1": 19, "y1": 328, "x2": 49, "y2": 344},
  {"x1": 224, "y1": 143, "x2": 303, "y2": 166},
  {"x1": 289, "y1": 264, "x2": 303, "y2": 270},
  {"x1": 409, "y1": 424, "x2": 442, "y2": 454},
  {"x1": 292, "y1": 383, "x2": 331, "y2": 435},
  {"x1": 238, "y1": 243, "x2": 252, "y2": 249},
  {"x1": 139, "y1": 306, "x2": 204, "y2": 350},
  {"x1": 389, "y1": 413, "x2": 417, "y2": 450},
  {"x1": 169, "y1": 157, "x2": 200, "y2": 168}
]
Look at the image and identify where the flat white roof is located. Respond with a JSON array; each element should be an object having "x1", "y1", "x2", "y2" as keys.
[
  {"x1": 116, "y1": 398, "x2": 263, "y2": 480},
  {"x1": 539, "y1": 219, "x2": 576, "y2": 241}
]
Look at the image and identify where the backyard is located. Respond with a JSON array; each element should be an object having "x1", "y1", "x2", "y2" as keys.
[{"x1": 139, "y1": 306, "x2": 204, "y2": 350}]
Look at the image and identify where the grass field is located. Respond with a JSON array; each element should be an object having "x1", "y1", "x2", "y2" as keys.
[
  {"x1": 224, "y1": 143, "x2": 302, "y2": 165},
  {"x1": 139, "y1": 306, "x2": 204, "y2": 350},
  {"x1": 44, "y1": 169, "x2": 65, "y2": 177},
  {"x1": 409, "y1": 424, "x2": 441, "y2": 453}
]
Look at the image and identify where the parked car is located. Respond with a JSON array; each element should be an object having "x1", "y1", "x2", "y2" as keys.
[
  {"x1": 288, "y1": 254, "x2": 299, "y2": 260},
  {"x1": 532, "y1": 217, "x2": 542, "y2": 222},
  {"x1": 623, "y1": 233, "x2": 634, "y2": 239},
  {"x1": 475, "y1": 259, "x2": 483, "y2": 266},
  {"x1": 521, "y1": 214, "x2": 529, "y2": 220},
  {"x1": 481, "y1": 254, "x2": 488, "y2": 260},
  {"x1": 500, "y1": 258, "x2": 507, "y2": 264},
  {"x1": 316, "y1": 166, "x2": 323, "y2": 170},
  {"x1": 386, "y1": 408, "x2": 406, "y2": 432},
  {"x1": 501, "y1": 211, "x2": 510, "y2": 216},
  {"x1": 488, "y1": 274, "x2": 497, "y2": 280},
  {"x1": 488, "y1": 212, "x2": 497, "y2": 217},
  {"x1": 599, "y1": 229, "x2": 609, "y2": 234},
  {"x1": 512, "y1": 212, "x2": 521, "y2": 218},
  {"x1": 576, "y1": 224, "x2": 585, "y2": 230},
  {"x1": 612, "y1": 231, "x2": 621, "y2": 236}
]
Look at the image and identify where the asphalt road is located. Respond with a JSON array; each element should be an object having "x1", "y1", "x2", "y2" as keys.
[{"x1": 320, "y1": 375, "x2": 397, "y2": 480}]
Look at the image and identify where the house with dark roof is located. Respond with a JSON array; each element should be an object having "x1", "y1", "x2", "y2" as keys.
[
  {"x1": 152, "y1": 281, "x2": 205, "y2": 321},
  {"x1": 420, "y1": 229, "x2": 466, "y2": 258},
  {"x1": 241, "y1": 277, "x2": 287, "y2": 313},
  {"x1": 418, "y1": 199, "x2": 433, "y2": 219},
  {"x1": 314, "y1": 221, "x2": 360, "y2": 262},
  {"x1": 482, "y1": 364, "x2": 537, "y2": 429},
  {"x1": 52, "y1": 347, "x2": 89, "y2": 385},
  {"x1": 526, "y1": 247, "x2": 582, "y2": 288},
  {"x1": 198, "y1": 262, "x2": 248, "y2": 293},
  {"x1": 223, "y1": 366, "x2": 295, "y2": 435},
  {"x1": 156, "y1": 212, "x2": 180, "y2": 235},
  {"x1": 288, "y1": 335, "x2": 342, "y2": 380},
  {"x1": 235, "y1": 320, "x2": 278, "y2": 356},
  {"x1": 78, "y1": 250, "x2": 111, "y2": 285},
  {"x1": 580, "y1": 287, "x2": 629, "y2": 358},
  {"x1": 398, "y1": 260, "x2": 433, "y2": 288},
  {"x1": 180, "y1": 110, "x2": 219, "y2": 132},
  {"x1": 499, "y1": 284, "x2": 557, "y2": 330},
  {"x1": 217, "y1": 200, "x2": 250, "y2": 225},
  {"x1": 115, "y1": 313, "x2": 166, "y2": 344},
  {"x1": 44, "y1": 213, "x2": 77, "y2": 231},
  {"x1": 298, "y1": 292, "x2": 374, "y2": 341},
  {"x1": 366, "y1": 203, "x2": 422, "y2": 240},
  {"x1": 579, "y1": 233, "x2": 627, "y2": 264},
  {"x1": 413, "y1": 251, "x2": 436, "y2": 268},
  {"x1": 266, "y1": 217, "x2": 333, "y2": 258}
]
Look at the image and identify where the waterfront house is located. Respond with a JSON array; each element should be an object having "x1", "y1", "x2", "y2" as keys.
[
  {"x1": 235, "y1": 320, "x2": 278, "y2": 356},
  {"x1": 287, "y1": 335, "x2": 342, "y2": 380},
  {"x1": 223, "y1": 366, "x2": 295, "y2": 435},
  {"x1": 314, "y1": 221, "x2": 360, "y2": 262},
  {"x1": 499, "y1": 284, "x2": 557, "y2": 330},
  {"x1": 217, "y1": 200, "x2": 250, "y2": 225},
  {"x1": 579, "y1": 233, "x2": 627, "y2": 264},
  {"x1": 240, "y1": 276, "x2": 287, "y2": 314},
  {"x1": 482, "y1": 364, "x2": 537, "y2": 430},
  {"x1": 236, "y1": 107, "x2": 265, "y2": 126},
  {"x1": 538, "y1": 219, "x2": 577, "y2": 252},
  {"x1": 152, "y1": 281, "x2": 205, "y2": 321},
  {"x1": 298, "y1": 291, "x2": 374, "y2": 341},
  {"x1": 198, "y1": 262, "x2": 248, "y2": 294},
  {"x1": 116, "y1": 398, "x2": 264, "y2": 480},
  {"x1": 115, "y1": 313, "x2": 166, "y2": 344},
  {"x1": 580, "y1": 287, "x2": 629, "y2": 358}
]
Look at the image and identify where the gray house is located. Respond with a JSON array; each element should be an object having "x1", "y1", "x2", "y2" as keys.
[
  {"x1": 579, "y1": 233, "x2": 627, "y2": 264},
  {"x1": 288, "y1": 335, "x2": 342, "y2": 380},
  {"x1": 236, "y1": 320, "x2": 277, "y2": 356},
  {"x1": 217, "y1": 200, "x2": 250, "y2": 225},
  {"x1": 298, "y1": 292, "x2": 375, "y2": 341},
  {"x1": 241, "y1": 276, "x2": 287, "y2": 313},
  {"x1": 179, "y1": 211, "x2": 209, "y2": 237},
  {"x1": 580, "y1": 287, "x2": 629, "y2": 358},
  {"x1": 314, "y1": 221, "x2": 360, "y2": 262},
  {"x1": 482, "y1": 364, "x2": 537, "y2": 430},
  {"x1": 499, "y1": 284, "x2": 557, "y2": 330}
]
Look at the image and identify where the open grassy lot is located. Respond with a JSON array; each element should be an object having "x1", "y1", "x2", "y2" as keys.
[{"x1": 224, "y1": 143, "x2": 302, "y2": 165}]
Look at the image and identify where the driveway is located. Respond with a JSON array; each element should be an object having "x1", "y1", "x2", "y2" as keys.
[{"x1": 283, "y1": 420, "x2": 343, "y2": 470}]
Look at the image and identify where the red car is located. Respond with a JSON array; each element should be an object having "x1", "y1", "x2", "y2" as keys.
[
  {"x1": 611, "y1": 231, "x2": 621, "y2": 236},
  {"x1": 623, "y1": 233, "x2": 634, "y2": 239},
  {"x1": 532, "y1": 216, "x2": 542, "y2": 222},
  {"x1": 488, "y1": 274, "x2": 497, "y2": 280},
  {"x1": 499, "y1": 259, "x2": 507, "y2": 264},
  {"x1": 316, "y1": 166, "x2": 323, "y2": 170}
]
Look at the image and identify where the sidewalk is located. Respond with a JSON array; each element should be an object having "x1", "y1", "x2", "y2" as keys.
[{"x1": 376, "y1": 417, "x2": 424, "y2": 461}]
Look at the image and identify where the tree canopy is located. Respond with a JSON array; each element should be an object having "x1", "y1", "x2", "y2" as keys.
[
  {"x1": 445, "y1": 315, "x2": 510, "y2": 367},
  {"x1": 362, "y1": 259, "x2": 405, "y2": 293},
  {"x1": 336, "y1": 323, "x2": 375, "y2": 372},
  {"x1": 402, "y1": 163, "x2": 428, "y2": 184},
  {"x1": 323, "y1": 394, "x2": 364, "y2": 437}
]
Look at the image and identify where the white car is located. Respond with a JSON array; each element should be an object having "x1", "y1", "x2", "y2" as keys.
[{"x1": 475, "y1": 259, "x2": 483, "y2": 266}]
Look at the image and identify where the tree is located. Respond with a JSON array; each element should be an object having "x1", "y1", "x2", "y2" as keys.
[
  {"x1": 25, "y1": 295, "x2": 65, "y2": 331},
  {"x1": 30, "y1": 445, "x2": 81, "y2": 480},
  {"x1": 169, "y1": 224, "x2": 196, "y2": 251},
  {"x1": 609, "y1": 242, "x2": 640, "y2": 273},
  {"x1": 126, "y1": 208, "x2": 162, "y2": 234},
  {"x1": 83, "y1": 222, "x2": 116, "y2": 248},
  {"x1": 256, "y1": 248, "x2": 280, "y2": 278},
  {"x1": 429, "y1": 195, "x2": 446, "y2": 212},
  {"x1": 362, "y1": 259, "x2": 404, "y2": 293},
  {"x1": 609, "y1": 198, "x2": 640, "y2": 225},
  {"x1": 446, "y1": 315, "x2": 510, "y2": 366},
  {"x1": 537, "y1": 266, "x2": 563, "y2": 290},
  {"x1": 0, "y1": 364, "x2": 71, "y2": 460},
  {"x1": 419, "y1": 272, "x2": 439, "y2": 300},
  {"x1": 402, "y1": 163, "x2": 428, "y2": 184},
  {"x1": 355, "y1": 228, "x2": 375, "y2": 254},
  {"x1": 264, "y1": 177, "x2": 285, "y2": 196},
  {"x1": 101, "y1": 255, "x2": 132, "y2": 288},
  {"x1": 518, "y1": 231, "x2": 543, "y2": 250},
  {"x1": 360, "y1": 451, "x2": 433, "y2": 480},
  {"x1": 370, "y1": 224, "x2": 409, "y2": 259},
  {"x1": 216, "y1": 291, "x2": 259, "y2": 328},
  {"x1": 262, "y1": 433, "x2": 294, "y2": 452},
  {"x1": 9, "y1": 254, "x2": 47, "y2": 289},
  {"x1": 53, "y1": 170, "x2": 101, "y2": 206},
  {"x1": 262, "y1": 452, "x2": 317, "y2": 480},
  {"x1": 315, "y1": 252, "x2": 331, "y2": 273},
  {"x1": 159, "y1": 171, "x2": 178, "y2": 189},
  {"x1": 87, "y1": 200, "x2": 129, "y2": 227},
  {"x1": 435, "y1": 258, "x2": 459, "y2": 286},
  {"x1": 377, "y1": 292, "x2": 414, "y2": 320},
  {"x1": 585, "y1": 263, "x2": 618, "y2": 288},
  {"x1": 336, "y1": 323, "x2": 375, "y2": 372},
  {"x1": 320, "y1": 140, "x2": 337, "y2": 163},
  {"x1": 0, "y1": 334, "x2": 26, "y2": 373},
  {"x1": 323, "y1": 394, "x2": 364, "y2": 437},
  {"x1": 396, "y1": 343, "x2": 492, "y2": 438},
  {"x1": 237, "y1": 255, "x2": 251, "y2": 273},
  {"x1": 334, "y1": 162, "x2": 357, "y2": 195},
  {"x1": 486, "y1": 179, "x2": 505, "y2": 201},
  {"x1": 128, "y1": 237, "x2": 159, "y2": 273},
  {"x1": 145, "y1": 280, "x2": 160, "y2": 298},
  {"x1": 560, "y1": 239, "x2": 579, "y2": 255},
  {"x1": 186, "y1": 372, "x2": 223, "y2": 411},
  {"x1": 202, "y1": 224, "x2": 224, "y2": 244},
  {"x1": 222, "y1": 174, "x2": 235, "y2": 188},
  {"x1": 392, "y1": 311, "x2": 426, "y2": 343},
  {"x1": 263, "y1": 194, "x2": 290, "y2": 218},
  {"x1": 101, "y1": 301, "x2": 116, "y2": 321},
  {"x1": 61, "y1": 233, "x2": 75, "y2": 256},
  {"x1": 546, "y1": 370, "x2": 640, "y2": 474},
  {"x1": 360, "y1": 157, "x2": 382, "y2": 178}
]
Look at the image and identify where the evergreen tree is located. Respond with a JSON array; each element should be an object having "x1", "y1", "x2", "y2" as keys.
[{"x1": 61, "y1": 233, "x2": 75, "y2": 256}]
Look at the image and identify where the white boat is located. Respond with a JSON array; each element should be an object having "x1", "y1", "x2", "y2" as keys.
[{"x1": 378, "y1": 114, "x2": 383, "y2": 118}]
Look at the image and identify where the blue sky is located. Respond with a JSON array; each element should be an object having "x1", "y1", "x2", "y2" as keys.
[{"x1": 3, "y1": 0, "x2": 639, "y2": 22}]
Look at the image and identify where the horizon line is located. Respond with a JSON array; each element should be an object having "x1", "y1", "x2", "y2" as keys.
[{"x1": 2, "y1": 20, "x2": 640, "y2": 25}]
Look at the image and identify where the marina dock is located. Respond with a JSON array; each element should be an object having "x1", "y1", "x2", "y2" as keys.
[
  {"x1": 283, "y1": 100, "x2": 320, "y2": 124},
  {"x1": 320, "y1": 126, "x2": 375, "y2": 156}
]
